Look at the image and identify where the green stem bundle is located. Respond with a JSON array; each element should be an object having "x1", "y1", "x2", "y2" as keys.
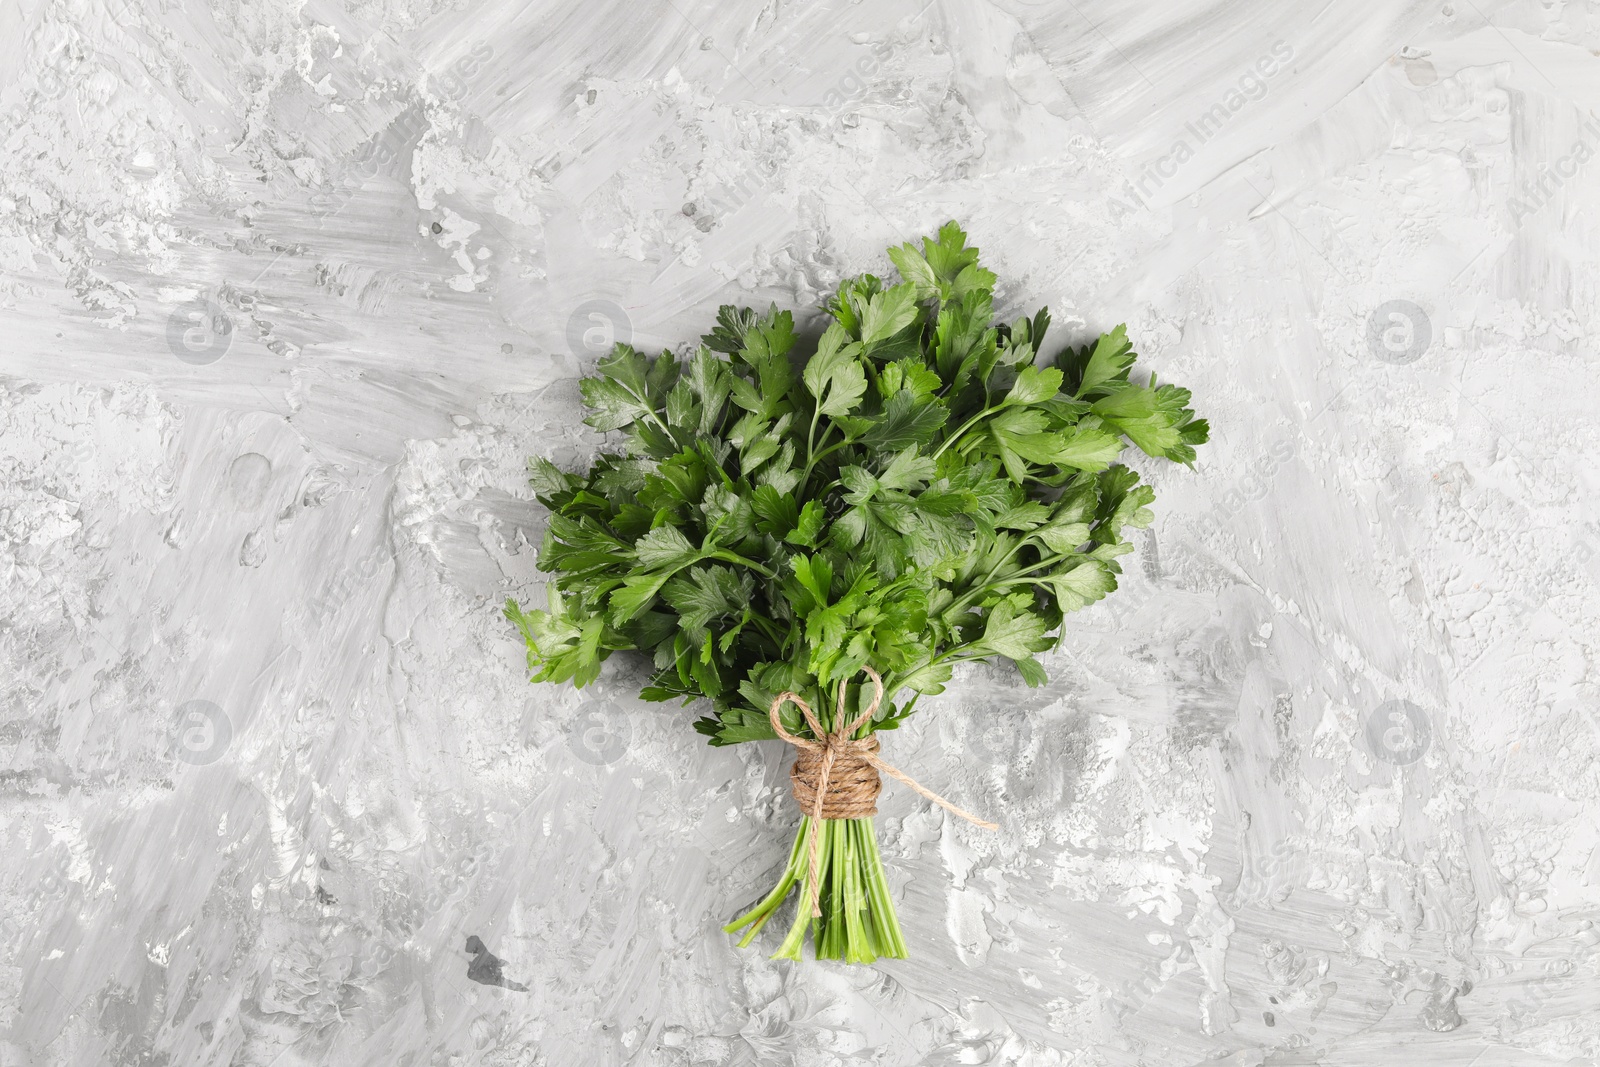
[
  {"x1": 723, "y1": 675, "x2": 909, "y2": 962},
  {"x1": 723, "y1": 815, "x2": 906, "y2": 962}
]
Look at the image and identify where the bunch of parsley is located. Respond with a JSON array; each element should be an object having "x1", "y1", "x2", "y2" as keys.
[{"x1": 508, "y1": 222, "x2": 1206, "y2": 961}]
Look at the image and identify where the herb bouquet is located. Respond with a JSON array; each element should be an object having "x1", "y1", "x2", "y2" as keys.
[{"x1": 507, "y1": 223, "x2": 1207, "y2": 963}]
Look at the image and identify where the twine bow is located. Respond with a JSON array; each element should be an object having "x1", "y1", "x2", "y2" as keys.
[{"x1": 768, "y1": 667, "x2": 999, "y2": 918}]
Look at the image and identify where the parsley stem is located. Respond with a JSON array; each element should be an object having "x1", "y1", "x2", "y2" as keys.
[
  {"x1": 747, "y1": 613, "x2": 785, "y2": 649},
  {"x1": 722, "y1": 679, "x2": 906, "y2": 961},
  {"x1": 617, "y1": 377, "x2": 676, "y2": 443},
  {"x1": 805, "y1": 403, "x2": 824, "y2": 472},
  {"x1": 948, "y1": 548, "x2": 1038, "y2": 615},
  {"x1": 729, "y1": 815, "x2": 905, "y2": 962},
  {"x1": 800, "y1": 416, "x2": 847, "y2": 494},
  {"x1": 946, "y1": 545, "x2": 1075, "y2": 618},
  {"x1": 806, "y1": 437, "x2": 851, "y2": 471},
  {"x1": 930, "y1": 403, "x2": 1001, "y2": 462},
  {"x1": 707, "y1": 550, "x2": 777, "y2": 579}
]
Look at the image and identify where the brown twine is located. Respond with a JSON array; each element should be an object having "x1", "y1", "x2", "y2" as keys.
[{"x1": 768, "y1": 666, "x2": 1000, "y2": 918}]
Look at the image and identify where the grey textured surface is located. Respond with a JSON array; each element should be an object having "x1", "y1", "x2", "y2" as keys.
[{"x1": 2, "y1": 0, "x2": 1599, "y2": 1064}]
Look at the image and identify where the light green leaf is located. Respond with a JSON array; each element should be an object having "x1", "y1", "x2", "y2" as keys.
[
  {"x1": 887, "y1": 243, "x2": 939, "y2": 299},
  {"x1": 785, "y1": 500, "x2": 826, "y2": 547},
  {"x1": 1076, "y1": 325, "x2": 1135, "y2": 396},
  {"x1": 839, "y1": 465, "x2": 878, "y2": 501},
  {"x1": 879, "y1": 449, "x2": 936, "y2": 491},
  {"x1": 665, "y1": 378, "x2": 697, "y2": 429},
  {"x1": 861, "y1": 390, "x2": 948, "y2": 451},
  {"x1": 791, "y1": 554, "x2": 833, "y2": 608},
  {"x1": 803, "y1": 324, "x2": 868, "y2": 418},
  {"x1": 994, "y1": 502, "x2": 1050, "y2": 530},
  {"x1": 896, "y1": 661, "x2": 954, "y2": 695},
  {"x1": 978, "y1": 600, "x2": 1052, "y2": 660},
  {"x1": 635, "y1": 526, "x2": 699, "y2": 569},
  {"x1": 1003, "y1": 364, "x2": 1063, "y2": 408},
  {"x1": 859, "y1": 284, "x2": 920, "y2": 345},
  {"x1": 1050, "y1": 428, "x2": 1124, "y2": 471},
  {"x1": 609, "y1": 572, "x2": 672, "y2": 623},
  {"x1": 1036, "y1": 521, "x2": 1092, "y2": 553},
  {"x1": 527, "y1": 457, "x2": 570, "y2": 496},
  {"x1": 662, "y1": 565, "x2": 752, "y2": 633},
  {"x1": 1014, "y1": 656, "x2": 1048, "y2": 687},
  {"x1": 1047, "y1": 560, "x2": 1118, "y2": 611}
]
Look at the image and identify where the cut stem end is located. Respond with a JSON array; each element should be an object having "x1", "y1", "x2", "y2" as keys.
[{"x1": 726, "y1": 816, "x2": 906, "y2": 963}]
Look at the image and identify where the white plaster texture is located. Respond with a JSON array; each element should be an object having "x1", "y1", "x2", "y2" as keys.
[{"x1": 1, "y1": 1, "x2": 1598, "y2": 1064}]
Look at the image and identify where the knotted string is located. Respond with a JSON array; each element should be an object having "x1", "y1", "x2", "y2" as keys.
[{"x1": 768, "y1": 667, "x2": 1000, "y2": 918}]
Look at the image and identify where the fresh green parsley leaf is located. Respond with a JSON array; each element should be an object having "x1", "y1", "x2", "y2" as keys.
[{"x1": 509, "y1": 222, "x2": 1206, "y2": 748}]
